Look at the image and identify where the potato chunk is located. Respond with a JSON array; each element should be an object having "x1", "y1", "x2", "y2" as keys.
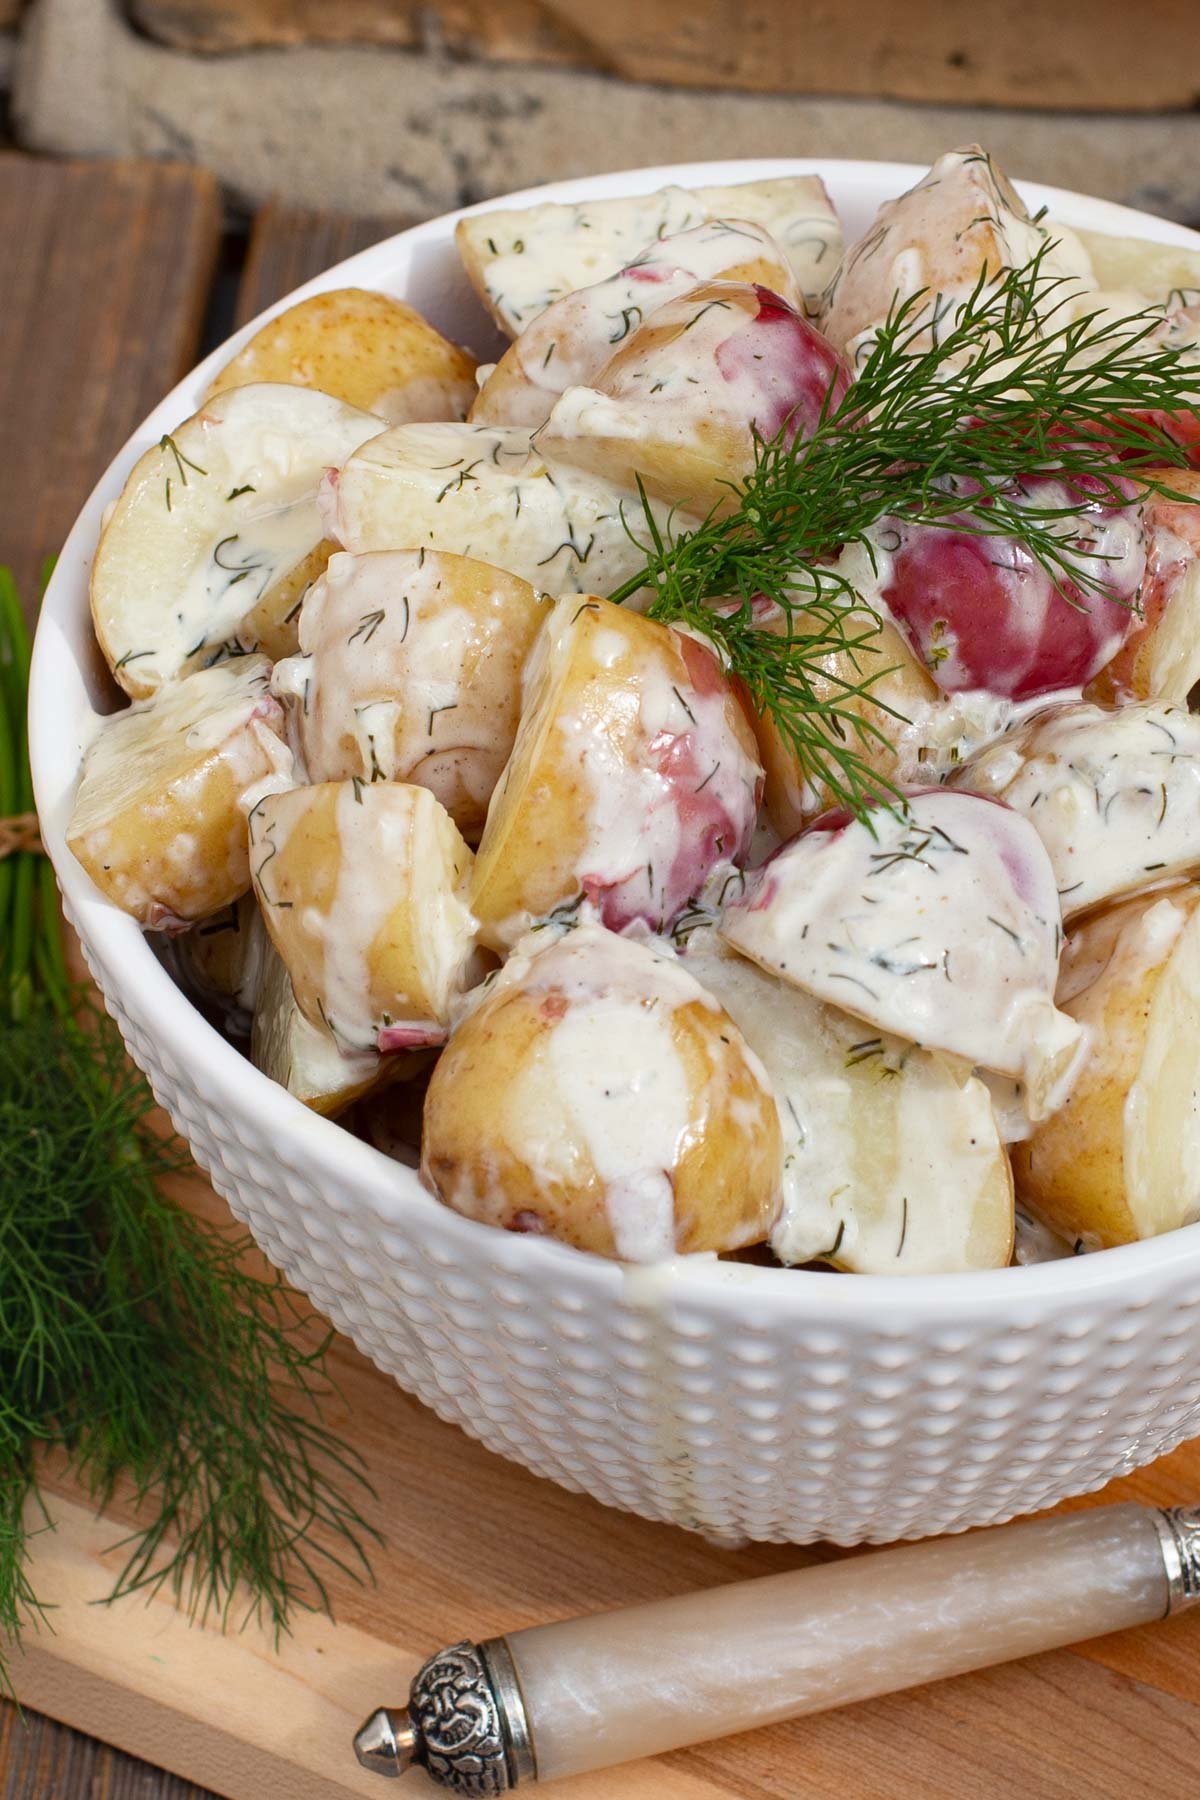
[
  {"x1": 456, "y1": 175, "x2": 841, "y2": 337},
  {"x1": 248, "y1": 780, "x2": 476, "y2": 1054},
  {"x1": 272, "y1": 549, "x2": 550, "y2": 839},
  {"x1": 91, "y1": 384, "x2": 384, "y2": 696},
  {"x1": 470, "y1": 218, "x2": 803, "y2": 431},
  {"x1": 470, "y1": 595, "x2": 762, "y2": 948},
  {"x1": 321, "y1": 422, "x2": 687, "y2": 596},
  {"x1": 820, "y1": 145, "x2": 1094, "y2": 364},
  {"x1": 251, "y1": 940, "x2": 390, "y2": 1116},
  {"x1": 1014, "y1": 889, "x2": 1200, "y2": 1246},
  {"x1": 683, "y1": 931, "x2": 1013, "y2": 1274},
  {"x1": 421, "y1": 922, "x2": 782, "y2": 1260},
  {"x1": 67, "y1": 656, "x2": 290, "y2": 928},
  {"x1": 537, "y1": 280, "x2": 849, "y2": 517},
  {"x1": 205, "y1": 287, "x2": 477, "y2": 425},
  {"x1": 1087, "y1": 472, "x2": 1200, "y2": 707}
]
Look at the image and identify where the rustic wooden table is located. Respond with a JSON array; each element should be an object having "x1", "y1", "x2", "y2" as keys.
[{"x1": 3, "y1": 148, "x2": 1200, "y2": 1800}]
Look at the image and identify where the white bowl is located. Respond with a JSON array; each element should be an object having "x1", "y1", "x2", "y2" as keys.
[{"x1": 31, "y1": 161, "x2": 1200, "y2": 1546}]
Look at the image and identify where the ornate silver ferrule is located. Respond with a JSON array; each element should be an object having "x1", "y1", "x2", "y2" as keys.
[
  {"x1": 1152, "y1": 1507, "x2": 1200, "y2": 1614},
  {"x1": 354, "y1": 1637, "x2": 536, "y2": 1791}
]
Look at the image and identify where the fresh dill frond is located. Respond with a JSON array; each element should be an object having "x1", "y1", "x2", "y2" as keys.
[
  {"x1": 613, "y1": 245, "x2": 1200, "y2": 818},
  {"x1": 0, "y1": 572, "x2": 379, "y2": 1691}
]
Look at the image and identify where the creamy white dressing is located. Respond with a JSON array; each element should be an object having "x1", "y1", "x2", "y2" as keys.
[
  {"x1": 720, "y1": 788, "x2": 1081, "y2": 1115},
  {"x1": 958, "y1": 701, "x2": 1200, "y2": 921},
  {"x1": 461, "y1": 176, "x2": 840, "y2": 336},
  {"x1": 321, "y1": 421, "x2": 689, "y2": 597}
]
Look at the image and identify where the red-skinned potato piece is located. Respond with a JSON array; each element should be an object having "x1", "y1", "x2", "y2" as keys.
[
  {"x1": 874, "y1": 471, "x2": 1144, "y2": 700},
  {"x1": 1088, "y1": 470, "x2": 1200, "y2": 706},
  {"x1": 536, "y1": 280, "x2": 850, "y2": 517}
]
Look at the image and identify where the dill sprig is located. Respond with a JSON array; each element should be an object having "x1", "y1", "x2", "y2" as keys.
[
  {"x1": 613, "y1": 245, "x2": 1200, "y2": 816},
  {"x1": 0, "y1": 569, "x2": 379, "y2": 1691}
]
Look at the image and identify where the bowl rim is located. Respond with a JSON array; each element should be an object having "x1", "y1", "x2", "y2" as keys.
[{"x1": 30, "y1": 154, "x2": 1200, "y2": 1316}]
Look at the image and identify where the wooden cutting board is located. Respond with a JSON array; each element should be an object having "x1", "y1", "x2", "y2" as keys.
[{"x1": 6, "y1": 151, "x2": 1200, "y2": 1800}]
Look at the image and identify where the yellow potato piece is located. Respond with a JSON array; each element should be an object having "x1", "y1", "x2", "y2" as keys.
[
  {"x1": 1088, "y1": 472, "x2": 1200, "y2": 708},
  {"x1": 421, "y1": 922, "x2": 782, "y2": 1260},
  {"x1": 174, "y1": 891, "x2": 268, "y2": 1025},
  {"x1": 470, "y1": 594, "x2": 762, "y2": 949},
  {"x1": 205, "y1": 288, "x2": 477, "y2": 426},
  {"x1": 683, "y1": 930, "x2": 1014, "y2": 1275},
  {"x1": 91, "y1": 383, "x2": 383, "y2": 697},
  {"x1": 747, "y1": 606, "x2": 937, "y2": 834},
  {"x1": 820, "y1": 145, "x2": 1094, "y2": 362},
  {"x1": 67, "y1": 656, "x2": 290, "y2": 928},
  {"x1": 1014, "y1": 888, "x2": 1200, "y2": 1247},
  {"x1": 248, "y1": 779, "x2": 476, "y2": 1055},
  {"x1": 251, "y1": 939, "x2": 392, "y2": 1117},
  {"x1": 1071, "y1": 228, "x2": 1200, "y2": 307},
  {"x1": 273, "y1": 548, "x2": 551, "y2": 840}
]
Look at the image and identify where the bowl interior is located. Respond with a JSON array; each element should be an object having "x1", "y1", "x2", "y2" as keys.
[{"x1": 30, "y1": 157, "x2": 1200, "y2": 1314}]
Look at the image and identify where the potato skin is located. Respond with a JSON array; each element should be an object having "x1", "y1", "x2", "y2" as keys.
[
  {"x1": 1013, "y1": 888, "x2": 1200, "y2": 1246},
  {"x1": 205, "y1": 288, "x2": 477, "y2": 425},
  {"x1": 67, "y1": 657, "x2": 290, "y2": 928},
  {"x1": 421, "y1": 925, "x2": 782, "y2": 1260},
  {"x1": 1086, "y1": 471, "x2": 1200, "y2": 707}
]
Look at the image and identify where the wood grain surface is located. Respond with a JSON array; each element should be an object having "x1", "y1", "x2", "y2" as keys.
[
  {"x1": 0, "y1": 154, "x2": 220, "y2": 620},
  {"x1": 5, "y1": 155, "x2": 1200, "y2": 1800},
  {"x1": 126, "y1": 0, "x2": 1200, "y2": 112}
]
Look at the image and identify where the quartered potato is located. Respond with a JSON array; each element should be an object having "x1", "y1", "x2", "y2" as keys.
[
  {"x1": 470, "y1": 218, "x2": 804, "y2": 430},
  {"x1": 683, "y1": 931, "x2": 1014, "y2": 1274},
  {"x1": 470, "y1": 594, "x2": 762, "y2": 949},
  {"x1": 92, "y1": 384, "x2": 384, "y2": 696},
  {"x1": 747, "y1": 603, "x2": 937, "y2": 835},
  {"x1": 537, "y1": 280, "x2": 850, "y2": 518},
  {"x1": 958, "y1": 701, "x2": 1200, "y2": 921},
  {"x1": 251, "y1": 939, "x2": 391, "y2": 1116},
  {"x1": 321, "y1": 421, "x2": 688, "y2": 596},
  {"x1": 820, "y1": 145, "x2": 1095, "y2": 364},
  {"x1": 205, "y1": 288, "x2": 478, "y2": 425},
  {"x1": 248, "y1": 779, "x2": 477, "y2": 1054},
  {"x1": 421, "y1": 922, "x2": 782, "y2": 1260},
  {"x1": 456, "y1": 175, "x2": 842, "y2": 338},
  {"x1": 1088, "y1": 472, "x2": 1200, "y2": 707},
  {"x1": 1072, "y1": 228, "x2": 1200, "y2": 308},
  {"x1": 273, "y1": 548, "x2": 551, "y2": 839},
  {"x1": 721, "y1": 788, "x2": 1081, "y2": 1117},
  {"x1": 67, "y1": 656, "x2": 291, "y2": 928},
  {"x1": 1014, "y1": 888, "x2": 1200, "y2": 1247}
]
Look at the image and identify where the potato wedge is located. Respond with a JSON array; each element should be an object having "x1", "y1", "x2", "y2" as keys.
[
  {"x1": 470, "y1": 218, "x2": 803, "y2": 430},
  {"x1": 746, "y1": 604, "x2": 938, "y2": 836},
  {"x1": 421, "y1": 922, "x2": 781, "y2": 1260},
  {"x1": 205, "y1": 288, "x2": 477, "y2": 425},
  {"x1": 537, "y1": 280, "x2": 850, "y2": 517},
  {"x1": 721, "y1": 788, "x2": 1081, "y2": 1115},
  {"x1": 456, "y1": 175, "x2": 841, "y2": 337},
  {"x1": 273, "y1": 549, "x2": 551, "y2": 839},
  {"x1": 1071, "y1": 228, "x2": 1200, "y2": 308},
  {"x1": 67, "y1": 656, "x2": 290, "y2": 928},
  {"x1": 1013, "y1": 888, "x2": 1200, "y2": 1246},
  {"x1": 683, "y1": 930, "x2": 1013, "y2": 1274},
  {"x1": 470, "y1": 595, "x2": 762, "y2": 948},
  {"x1": 248, "y1": 779, "x2": 476, "y2": 1055},
  {"x1": 321, "y1": 421, "x2": 688, "y2": 596},
  {"x1": 92, "y1": 384, "x2": 384, "y2": 696},
  {"x1": 251, "y1": 939, "x2": 390, "y2": 1116},
  {"x1": 1088, "y1": 472, "x2": 1200, "y2": 707},
  {"x1": 957, "y1": 700, "x2": 1200, "y2": 921},
  {"x1": 175, "y1": 891, "x2": 268, "y2": 1027},
  {"x1": 820, "y1": 145, "x2": 1094, "y2": 364}
]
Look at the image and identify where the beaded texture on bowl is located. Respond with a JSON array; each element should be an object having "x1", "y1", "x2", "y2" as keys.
[{"x1": 33, "y1": 161, "x2": 1200, "y2": 1545}]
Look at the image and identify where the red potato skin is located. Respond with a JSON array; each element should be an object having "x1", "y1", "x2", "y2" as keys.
[
  {"x1": 713, "y1": 286, "x2": 851, "y2": 444},
  {"x1": 876, "y1": 472, "x2": 1144, "y2": 701}
]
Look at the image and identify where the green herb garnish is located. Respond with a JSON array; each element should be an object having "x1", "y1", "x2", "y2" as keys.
[
  {"x1": 0, "y1": 568, "x2": 379, "y2": 1690},
  {"x1": 613, "y1": 246, "x2": 1200, "y2": 819}
]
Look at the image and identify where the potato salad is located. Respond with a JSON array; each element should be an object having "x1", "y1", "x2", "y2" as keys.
[{"x1": 69, "y1": 149, "x2": 1200, "y2": 1273}]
